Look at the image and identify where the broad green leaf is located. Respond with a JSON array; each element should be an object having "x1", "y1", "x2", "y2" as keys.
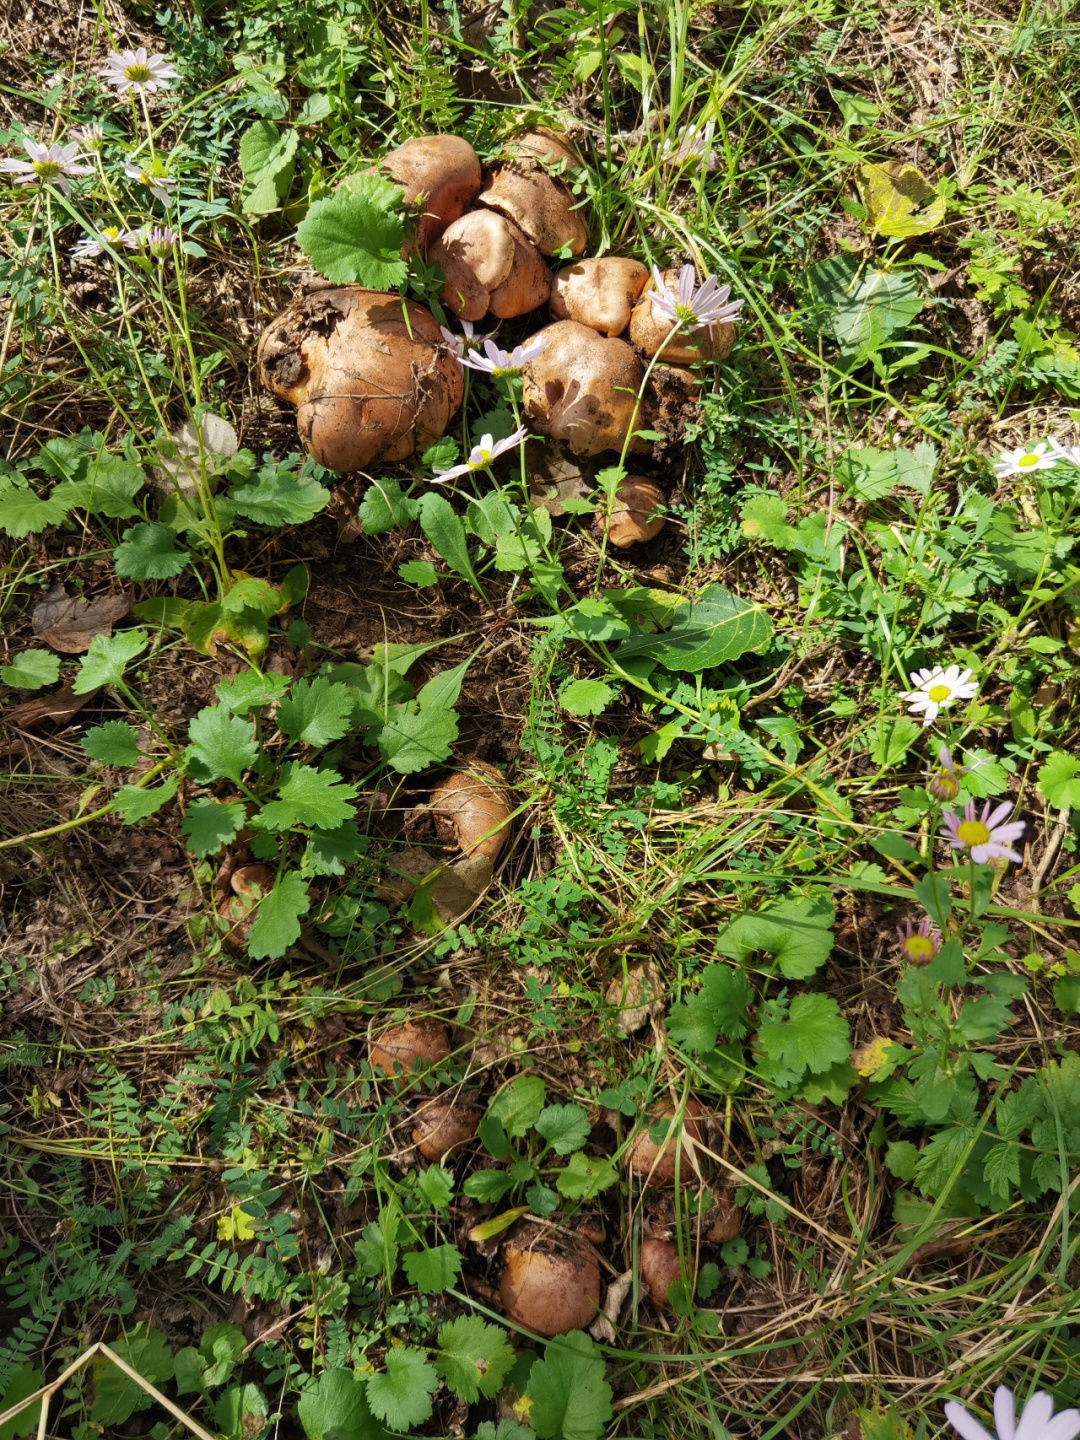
[
  {"x1": 865, "y1": 717, "x2": 921, "y2": 767},
  {"x1": 836, "y1": 442, "x2": 937, "y2": 501},
  {"x1": 489, "y1": 1075, "x2": 546, "y2": 1139},
  {"x1": 535, "y1": 1104, "x2": 591, "y2": 1155},
  {"x1": 1038, "y1": 751, "x2": 1080, "y2": 809},
  {"x1": 229, "y1": 468, "x2": 330, "y2": 526},
  {"x1": 82, "y1": 721, "x2": 140, "y2": 766},
  {"x1": 358, "y1": 477, "x2": 419, "y2": 534},
  {"x1": 377, "y1": 702, "x2": 458, "y2": 775},
  {"x1": 53, "y1": 451, "x2": 144, "y2": 518},
  {"x1": 528, "y1": 1332, "x2": 612, "y2": 1440},
  {"x1": 559, "y1": 678, "x2": 616, "y2": 717},
  {"x1": 436, "y1": 1316, "x2": 516, "y2": 1403},
  {"x1": 256, "y1": 763, "x2": 358, "y2": 830},
  {"x1": 402, "y1": 1243, "x2": 462, "y2": 1294},
  {"x1": 615, "y1": 583, "x2": 772, "y2": 673},
  {"x1": 113, "y1": 521, "x2": 191, "y2": 580},
  {"x1": 182, "y1": 799, "x2": 247, "y2": 858},
  {"x1": 186, "y1": 705, "x2": 258, "y2": 783},
  {"x1": 555, "y1": 1151, "x2": 618, "y2": 1200},
  {"x1": 111, "y1": 772, "x2": 180, "y2": 824},
  {"x1": 417, "y1": 660, "x2": 470, "y2": 713},
  {"x1": 238, "y1": 120, "x2": 298, "y2": 215},
  {"x1": 298, "y1": 1369, "x2": 384, "y2": 1440},
  {"x1": 212, "y1": 1384, "x2": 268, "y2": 1440},
  {"x1": 417, "y1": 492, "x2": 485, "y2": 594},
  {"x1": 666, "y1": 966, "x2": 753, "y2": 1054},
  {"x1": 90, "y1": 1329, "x2": 175, "y2": 1425},
  {"x1": 246, "y1": 870, "x2": 311, "y2": 959},
  {"x1": 303, "y1": 821, "x2": 365, "y2": 876},
  {"x1": 297, "y1": 177, "x2": 407, "y2": 289},
  {"x1": 0, "y1": 477, "x2": 70, "y2": 537},
  {"x1": 756, "y1": 993, "x2": 851, "y2": 1083},
  {"x1": 859, "y1": 161, "x2": 945, "y2": 239},
  {"x1": 806, "y1": 256, "x2": 924, "y2": 365},
  {"x1": 199, "y1": 1324, "x2": 246, "y2": 1388},
  {"x1": 74, "y1": 628, "x2": 149, "y2": 693},
  {"x1": 276, "y1": 676, "x2": 354, "y2": 747},
  {"x1": 0, "y1": 1362, "x2": 42, "y2": 1440},
  {"x1": 399, "y1": 559, "x2": 439, "y2": 586},
  {"x1": 216, "y1": 670, "x2": 293, "y2": 713},
  {"x1": 716, "y1": 895, "x2": 835, "y2": 979},
  {"x1": 365, "y1": 1349, "x2": 438, "y2": 1431},
  {"x1": 2, "y1": 649, "x2": 60, "y2": 690}
]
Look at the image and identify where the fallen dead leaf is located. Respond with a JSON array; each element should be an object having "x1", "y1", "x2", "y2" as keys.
[
  {"x1": 32, "y1": 584, "x2": 131, "y2": 654},
  {"x1": 5, "y1": 683, "x2": 100, "y2": 730}
]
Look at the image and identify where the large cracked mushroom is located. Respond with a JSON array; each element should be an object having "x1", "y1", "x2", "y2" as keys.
[
  {"x1": 480, "y1": 129, "x2": 589, "y2": 258},
  {"x1": 257, "y1": 287, "x2": 463, "y2": 473},
  {"x1": 521, "y1": 321, "x2": 647, "y2": 458}
]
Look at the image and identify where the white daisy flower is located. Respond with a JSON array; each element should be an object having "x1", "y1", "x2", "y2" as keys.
[
  {"x1": 438, "y1": 318, "x2": 477, "y2": 360},
  {"x1": 650, "y1": 263, "x2": 743, "y2": 332},
  {"x1": 0, "y1": 137, "x2": 92, "y2": 197},
  {"x1": 432, "y1": 427, "x2": 528, "y2": 484},
  {"x1": 899, "y1": 664, "x2": 978, "y2": 726},
  {"x1": 73, "y1": 123, "x2": 105, "y2": 153},
  {"x1": 71, "y1": 224, "x2": 138, "y2": 259},
  {"x1": 946, "y1": 1385, "x2": 1080, "y2": 1440},
  {"x1": 1049, "y1": 437, "x2": 1080, "y2": 468},
  {"x1": 458, "y1": 337, "x2": 545, "y2": 378},
  {"x1": 993, "y1": 441, "x2": 1058, "y2": 478},
  {"x1": 99, "y1": 48, "x2": 177, "y2": 96},
  {"x1": 143, "y1": 224, "x2": 179, "y2": 257},
  {"x1": 123, "y1": 158, "x2": 176, "y2": 205}
]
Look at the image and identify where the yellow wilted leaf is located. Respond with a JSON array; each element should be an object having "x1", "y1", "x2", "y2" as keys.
[
  {"x1": 852, "y1": 1036, "x2": 895, "y2": 1078},
  {"x1": 859, "y1": 161, "x2": 945, "y2": 239},
  {"x1": 217, "y1": 1204, "x2": 256, "y2": 1243}
]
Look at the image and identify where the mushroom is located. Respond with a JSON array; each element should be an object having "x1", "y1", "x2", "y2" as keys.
[
  {"x1": 480, "y1": 129, "x2": 589, "y2": 257},
  {"x1": 257, "y1": 286, "x2": 463, "y2": 474},
  {"x1": 525, "y1": 438, "x2": 592, "y2": 516},
  {"x1": 370, "y1": 1019, "x2": 452, "y2": 1082},
  {"x1": 412, "y1": 1092, "x2": 483, "y2": 1161},
  {"x1": 429, "y1": 210, "x2": 550, "y2": 322},
  {"x1": 598, "y1": 477, "x2": 665, "y2": 549},
  {"x1": 629, "y1": 266, "x2": 735, "y2": 365},
  {"x1": 550, "y1": 258, "x2": 650, "y2": 337},
  {"x1": 521, "y1": 321, "x2": 647, "y2": 458},
  {"x1": 500, "y1": 1224, "x2": 600, "y2": 1335},
  {"x1": 625, "y1": 1099, "x2": 706, "y2": 1187},
  {"x1": 377, "y1": 134, "x2": 482, "y2": 254},
  {"x1": 430, "y1": 760, "x2": 512, "y2": 862},
  {"x1": 638, "y1": 1237, "x2": 686, "y2": 1309},
  {"x1": 214, "y1": 863, "x2": 272, "y2": 952},
  {"x1": 703, "y1": 1185, "x2": 741, "y2": 1244}
]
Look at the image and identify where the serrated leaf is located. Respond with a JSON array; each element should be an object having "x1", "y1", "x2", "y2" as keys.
[
  {"x1": 111, "y1": 772, "x2": 181, "y2": 823},
  {"x1": 182, "y1": 799, "x2": 247, "y2": 858},
  {"x1": 229, "y1": 468, "x2": 331, "y2": 526},
  {"x1": 399, "y1": 559, "x2": 439, "y2": 586},
  {"x1": 555, "y1": 1151, "x2": 618, "y2": 1200},
  {"x1": 358, "y1": 477, "x2": 419, "y2": 534},
  {"x1": 377, "y1": 702, "x2": 458, "y2": 775},
  {"x1": 558, "y1": 678, "x2": 616, "y2": 717},
  {"x1": 186, "y1": 705, "x2": 258, "y2": 783},
  {"x1": 276, "y1": 677, "x2": 354, "y2": 747},
  {"x1": 256, "y1": 763, "x2": 359, "y2": 830},
  {"x1": 490, "y1": 1075, "x2": 547, "y2": 1139},
  {"x1": 528, "y1": 1332, "x2": 612, "y2": 1440},
  {"x1": 297, "y1": 178, "x2": 407, "y2": 289},
  {"x1": 246, "y1": 869, "x2": 310, "y2": 959},
  {"x1": 756, "y1": 993, "x2": 851, "y2": 1083},
  {"x1": 365, "y1": 1349, "x2": 438, "y2": 1431},
  {"x1": 2, "y1": 648, "x2": 60, "y2": 690},
  {"x1": 666, "y1": 966, "x2": 753, "y2": 1054},
  {"x1": 113, "y1": 521, "x2": 191, "y2": 580},
  {"x1": 402, "y1": 1243, "x2": 462, "y2": 1294},
  {"x1": 74, "y1": 628, "x2": 148, "y2": 693},
  {"x1": 0, "y1": 1362, "x2": 42, "y2": 1440},
  {"x1": 1038, "y1": 751, "x2": 1080, "y2": 809},
  {"x1": 90, "y1": 1329, "x2": 175, "y2": 1425},
  {"x1": 81, "y1": 721, "x2": 140, "y2": 766},
  {"x1": 303, "y1": 820, "x2": 365, "y2": 876},
  {"x1": 716, "y1": 895, "x2": 834, "y2": 979},
  {"x1": 216, "y1": 670, "x2": 293, "y2": 714},
  {"x1": 436, "y1": 1316, "x2": 516, "y2": 1404},
  {"x1": 536, "y1": 1104, "x2": 591, "y2": 1155},
  {"x1": 859, "y1": 161, "x2": 945, "y2": 239},
  {"x1": 298, "y1": 1369, "x2": 383, "y2": 1440},
  {"x1": 0, "y1": 477, "x2": 70, "y2": 537}
]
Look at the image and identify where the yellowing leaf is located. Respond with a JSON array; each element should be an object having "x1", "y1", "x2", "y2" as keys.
[
  {"x1": 852, "y1": 1037, "x2": 894, "y2": 1078},
  {"x1": 859, "y1": 161, "x2": 945, "y2": 239},
  {"x1": 217, "y1": 1205, "x2": 256, "y2": 1243}
]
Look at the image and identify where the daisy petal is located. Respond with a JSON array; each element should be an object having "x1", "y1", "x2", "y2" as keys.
[
  {"x1": 945, "y1": 1401, "x2": 997, "y2": 1440},
  {"x1": 995, "y1": 1387, "x2": 1016, "y2": 1440}
]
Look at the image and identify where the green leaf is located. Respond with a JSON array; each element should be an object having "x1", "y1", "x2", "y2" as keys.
[
  {"x1": 756, "y1": 994, "x2": 850, "y2": 1083},
  {"x1": 277, "y1": 677, "x2": 354, "y2": 748},
  {"x1": 0, "y1": 477, "x2": 70, "y2": 537},
  {"x1": 303, "y1": 821, "x2": 365, "y2": 876},
  {"x1": 82, "y1": 721, "x2": 140, "y2": 766},
  {"x1": 555, "y1": 1151, "x2": 618, "y2": 1200},
  {"x1": 213, "y1": 1384, "x2": 269, "y2": 1440},
  {"x1": 257, "y1": 763, "x2": 358, "y2": 829},
  {"x1": 536, "y1": 1104, "x2": 591, "y2": 1155},
  {"x1": 365, "y1": 1349, "x2": 438, "y2": 1432},
  {"x1": 216, "y1": 670, "x2": 293, "y2": 714},
  {"x1": 836, "y1": 443, "x2": 937, "y2": 501},
  {"x1": 298, "y1": 1369, "x2": 384, "y2": 1440},
  {"x1": 417, "y1": 492, "x2": 485, "y2": 594},
  {"x1": 0, "y1": 1363, "x2": 42, "y2": 1440},
  {"x1": 463, "y1": 1169, "x2": 515, "y2": 1202},
  {"x1": 666, "y1": 966, "x2": 753, "y2": 1054},
  {"x1": 528, "y1": 1332, "x2": 613, "y2": 1440},
  {"x1": 402, "y1": 1243, "x2": 462, "y2": 1294},
  {"x1": 113, "y1": 521, "x2": 191, "y2": 580},
  {"x1": 615, "y1": 583, "x2": 772, "y2": 674},
  {"x1": 182, "y1": 799, "x2": 247, "y2": 858},
  {"x1": 716, "y1": 895, "x2": 835, "y2": 979},
  {"x1": 436, "y1": 1316, "x2": 516, "y2": 1403},
  {"x1": 884, "y1": 1140, "x2": 919, "y2": 1181},
  {"x1": 417, "y1": 660, "x2": 470, "y2": 713},
  {"x1": 229, "y1": 467, "x2": 331, "y2": 526},
  {"x1": 377, "y1": 702, "x2": 459, "y2": 775},
  {"x1": 246, "y1": 870, "x2": 311, "y2": 959},
  {"x1": 865, "y1": 717, "x2": 921, "y2": 767},
  {"x1": 358, "y1": 477, "x2": 419, "y2": 534},
  {"x1": 186, "y1": 705, "x2": 258, "y2": 783},
  {"x1": 859, "y1": 161, "x2": 945, "y2": 239},
  {"x1": 1038, "y1": 751, "x2": 1080, "y2": 809},
  {"x1": 199, "y1": 1323, "x2": 246, "y2": 1388},
  {"x1": 2, "y1": 649, "x2": 60, "y2": 690},
  {"x1": 90, "y1": 1329, "x2": 175, "y2": 1425},
  {"x1": 806, "y1": 257, "x2": 924, "y2": 365},
  {"x1": 559, "y1": 678, "x2": 616, "y2": 717},
  {"x1": 399, "y1": 559, "x2": 439, "y2": 586},
  {"x1": 297, "y1": 177, "x2": 407, "y2": 289},
  {"x1": 238, "y1": 121, "x2": 298, "y2": 215},
  {"x1": 111, "y1": 772, "x2": 180, "y2": 823},
  {"x1": 914, "y1": 870, "x2": 953, "y2": 930},
  {"x1": 74, "y1": 628, "x2": 148, "y2": 693},
  {"x1": 490, "y1": 1075, "x2": 547, "y2": 1139}
]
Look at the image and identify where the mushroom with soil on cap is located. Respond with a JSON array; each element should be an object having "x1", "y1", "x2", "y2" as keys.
[
  {"x1": 521, "y1": 321, "x2": 648, "y2": 459},
  {"x1": 625, "y1": 1098, "x2": 707, "y2": 1186},
  {"x1": 429, "y1": 209, "x2": 551, "y2": 322},
  {"x1": 412, "y1": 1092, "x2": 483, "y2": 1161},
  {"x1": 551, "y1": 257, "x2": 650, "y2": 337},
  {"x1": 499, "y1": 1223, "x2": 601, "y2": 1335},
  {"x1": 344, "y1": 134, "x2": 481, "y2": 257},
  {"x1": 370, "y1": 1019, "x2": 452, "y2": 1084},
  {"x1": 430, "y1": 759, "x2": 513, "y2": 862},
  {"x1": 629, "y1": 264, "x2": 741, "y2": 366},
  {"x1": 480, "y1": 128, "x2": 589, "y2": 258},
  {"x1": 598, "y1": 476, "x2": 666, "y2": 549}
]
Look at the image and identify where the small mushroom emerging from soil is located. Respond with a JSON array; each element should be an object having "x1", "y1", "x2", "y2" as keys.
[
  {"x1": 257, "y1": 286, "x2": 463, "y2": 474},
  {"x1": 638, "y1": 1237, "x2": 686, "y2": 1309},
  {"x1": 598, "y1": 477, "x2": 665, "y2": 549},
  {"x1": 629, "y1": 266, "x2": 735, "y2": 365},
  {"x1": 625, "y1": 1099, "x2": 706, "y2": 1187},
  {"x1": 521, "y1": 321, "x2": 647, "y2": 458},
  {"x1": 430, "y1": 760, "x2": 512, "y2": 862},
  {"x1": 376, "y1": 134, "x2": 482, "y2": 254},
  {"x1": 500, "y1": 1224, "x2": 600, "y2": 1335},
  {"x1": 703, "y1": 1185, "x2": 742, "y2": 1244},
  {"x1": 370, "y1": 1019, "x2": 452, "y2": 1082},
  {"x1": 429, "y1": 209, "x2": 551, "y2": 322},
  {"x1": 412, "y1": 1092, "x2": 483, "y2": 1160},
  {"x1": 550, "y1": 257, "x2": 650, "y2": 337},
  {"x1": 480, "y1": 129, "x2": 589, "y2": 257}
]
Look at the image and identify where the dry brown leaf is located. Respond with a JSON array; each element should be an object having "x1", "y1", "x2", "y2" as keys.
[
  {"x1": 4, "y1": 683, "x2": 100, "y2": 731},
  {"x1": 32, "y1": 584, "x2": 131, "y2": 654}
]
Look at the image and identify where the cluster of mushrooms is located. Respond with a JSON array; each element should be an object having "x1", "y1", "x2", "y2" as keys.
[
  {"x1": 258, "y1": 128, "x2": 736, "y2": 548},
  {"x1": 370, "y1": 1013, "x2": 740, "y2": 1335}
]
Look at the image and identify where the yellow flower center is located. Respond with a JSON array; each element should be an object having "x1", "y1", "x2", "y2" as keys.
[
  {"x1": 904, "y1": 934, "x2": 936, "y2": 961},
  {"x1": 1017, "y1": 453, "x2": 1040, "y2": 469},
  {"x1": 33, "y1": 160, "x2": 61, "y2": 181},
  {"x1": 125, "y1": 63, "x2": 154, "y2": 83},
  {"x1": 957, "y1": 819, "x2": 990, "y2": 847},
  {"x1": 927, "y1": 683, "x2": 951, "y2": 703}
]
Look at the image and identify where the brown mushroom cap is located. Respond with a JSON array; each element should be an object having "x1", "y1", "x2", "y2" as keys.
[
  {"x1": 412, "y1": 1092, "x2": 482, "y2": 1160},
  {"x1": 480, "y1": 129, "x2": 588, "y2": 257},
  {"x1": 370, "y1": 1019, "x2": 452, "y2": 1082},
  {"x1": 429, "y1": 210, "x2": 550, "y2": 322},
  {"x1": 629, "y1": 266, "x2": 735, "y2": 365},
  {"x1": 625, "y1": 1098, "x2": 706, "y2": 1186},
  {"x1": 521, "y1": 321, "x2": 647, "y2": 458},
  {"x1": 703, "y1": 1185, "x2": 742, "y2": 1244},
  {"x1": 599, "y1": 477, "x2": 665, "y2": 549},
  {"x1": 639, "y1": 1237, "x2": 686, "y2": 1309},
  {"x1": 551, "y1": 258, "x2": 650, "y2": 337},
  {"x1": 376, "y1": 134, "x2": 482, "y2": 254},
  {"x1": 257, "y1": 286, "x2": 463, "y2": 474},
  {"x1": 430, "y1": 760, "x2": 512, "y2": 862},
  {"x1": 500, "y1": 1227, "x2": 600, "y2": 1335},
  {"x1": 214, "y1": 863, "x2": 272, "y2": 952}
]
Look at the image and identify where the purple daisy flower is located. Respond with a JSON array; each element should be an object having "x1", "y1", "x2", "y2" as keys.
[
  {"x1": 650, "y1": 263, "x2": 743, "y2": 332},
  {"x1": 943, "y1": 800, "x2": 1026, "y2": 865},
  {"x1": 896, "y1": 916, "x2": 940, "y2": 965},
  {"x1": 946, "y1": 1386, "x2": 1080, "y2": 1440}
]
